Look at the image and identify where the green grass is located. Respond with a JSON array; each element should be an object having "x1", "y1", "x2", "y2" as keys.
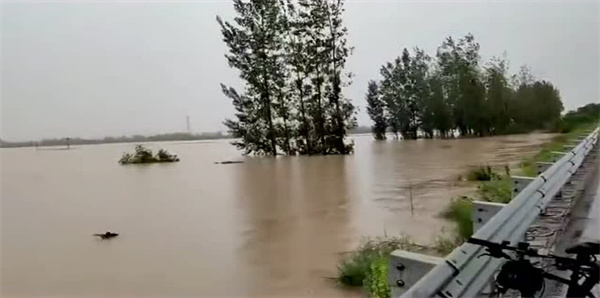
[
  {"x1": 519, "y1": 123, "x2": 598, "y2": 176},
  {"x1": 338, "y1": 236, "x2": 420, "y2": 287},
  {"x1": 433, "y1": 232, "x2": 462, "y2": 255},
  {"x1": 337, "y1": 234, "x2": 457, "y2": 297},
  {"x1": 477, "y1": 175, "x2": 512, "y2": 203},
  {"x1": 466, "y1": 165, "x2": 496, "y2": 181},
  {"x1": 362, "y1": 256, "x2": 391, "y2": 298},
  {"x1": 440, "y1": 197, "x2": 474, "y2": 240}
]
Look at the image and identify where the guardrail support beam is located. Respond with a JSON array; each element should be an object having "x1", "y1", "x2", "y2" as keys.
[
  {"x1": 511, "y1": 176, "x2": 535, "y2": 198},
  {"x1": 472, "y1": 201, "x2": 506, "y2": 232},
  {"x1": 389, "y1": 250, "x2": 443, "y2": 297}
]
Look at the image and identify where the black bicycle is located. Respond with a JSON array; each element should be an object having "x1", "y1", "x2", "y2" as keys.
[{"x1": 467, "y1": 237, "x2": 599, "y2": 297}]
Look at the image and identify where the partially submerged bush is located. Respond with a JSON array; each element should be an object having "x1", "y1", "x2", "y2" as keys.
[
  {"x1": 477, "y1": 175, "x2": 512, "y2": 203},
  {"x1": 362, "y1": 256, "x2": 390, "y2": 298},
  {"x1": 440, "y1": 197, "x2": 473, "y2": 240},
  {"x1": 119, "y1": 145, "x2": 180, "y2": 164},
  {"x1": 338, "y1": 235, "x2": 453, "y2": 297},
  {"x1": 466, "y1": 165, "x2": 497, "y2": 181},
  {"x1": 338, "y1": 236, "x2": 421, "y2": 289},
  {"x1": 433, "y1": 232, "x2": 462, "y2": 256}
]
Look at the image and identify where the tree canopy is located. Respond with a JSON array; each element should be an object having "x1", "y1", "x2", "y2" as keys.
[
  {"x1": 218, "y1": 0, "x2": 355, "y2": 155},
  {"x1": 366, "y1": 34, "x2": 565, "y2": 140}
]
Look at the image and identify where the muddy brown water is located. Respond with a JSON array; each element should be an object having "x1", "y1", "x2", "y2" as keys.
[{"x1": 1, "y1": 133, "x2": 554, "y2": 297}]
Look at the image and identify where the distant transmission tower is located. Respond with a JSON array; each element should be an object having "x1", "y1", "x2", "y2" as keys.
[{"x1": 186, "y1": 116, "x2": 191, "y2": 134}]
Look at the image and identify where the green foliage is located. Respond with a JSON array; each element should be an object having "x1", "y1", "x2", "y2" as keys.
[
  {"x1": 466, "y1": 165, "x2": 497, "y2": 181},
  {"x1": 363, "y1": 256, "x2": 391, "y2": 298},
  {"x1": 366, "y1": 34, "x2": 567, "y2": 139},
  {"x1": 119, "y1": 153, "x2": 133, "y2": 164},
  {"x1": 519, "y1": 121, "x2": 598, "y2": 176},
  {"x1": 441, "y1": 197, "x2": 473, "y2": 240},
  {"x1": 338, "y1": 234, "x2": 461, "y2": 297},
  {"x1": 433, "y1": 233, "x2": 462, "y2": 256},
  {"x1": 556, "y1": 103, "x2": 600, "y2": 133},
  {"x1": 217, "y1": 0, "x2": 355, "y2": 156},
  {"x1": 366, "y1": 80, "x2": 387, "y2": 140},
  {"x1": 337, "y1": 236, "x2": 419, "y2": 288},
  {"x1": 477, "y1": 176, "x2": 512, "y2": 203},
  {"x1": 119, "y1": 145, "x2": 179, "y2": 165}
]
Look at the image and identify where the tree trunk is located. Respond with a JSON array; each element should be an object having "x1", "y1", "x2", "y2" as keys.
[
  {"x1": 279, "y1": 92, "x2": 291, "y2": 155},
  {"x1": 262, "y1": 70, "x2": 277, "y2": 156},
  {"x1": 315, "y1": 67, "x2": 326, "y2": 153},
  {"x1": 296, "y1": 76, "x2": 312, "y2": 154},
  {"x1": 326, "y1": 7, "x2": 346, "y2": 154}
]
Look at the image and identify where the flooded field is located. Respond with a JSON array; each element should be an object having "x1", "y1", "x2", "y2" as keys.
[{"x1": 1, "y1": 133, "x2": 554, "y2": 297}]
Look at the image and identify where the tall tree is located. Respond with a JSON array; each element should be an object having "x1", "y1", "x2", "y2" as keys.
[
  {"x1": 217, "y1": 0, "x2": 287, "y2": 155},
  {"x1": 406, "y1": 48, "x2": 431, "y2": 138},
  {"x1": 296, "y1": 0, "x2": 355, "y2": 154},
  {"x1": 428, "y1": 71, "x2": 453, "y2": 137},
  {"x1": 286, "y1": 0, "x2": 314, "y2": 154},
  {"x1": 221, "y1": 85, "x2": 269, "y2": 154},
  {"x1": 379, "y1": 58, "x2": 402, "y2": 139},
  {"x1": 365, "y1": 33, "x2": 566, "y2": 140},
  {"x1": 365, "y1": 80, "x2": 387, "y2": 140},
  {"x1": 436, "y1": 34, "x2": 485, "y2": 136},
  {"x1": 218, "y1": 0, "x2": 355, "y2": 155},
  {"x1": 324, "y1": 0, "x2": 354, "y2": 153},
  {"x1": 299, "y1": 0, "x2": 328, "y2": 152},
  {"x1": 484, "y1": 57, "x2": 512, "y2": 133}
]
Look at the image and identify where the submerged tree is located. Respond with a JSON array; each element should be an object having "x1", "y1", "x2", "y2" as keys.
[
  {"x1": 323, "y1": 0, "x2": 355, "y2": 153},
  {"x1": 365, "y1": 33, "x2": 565, "y2": 140},
  {"x1": 119, "y1": 145, "x2": 179, "y2": 165},
  {"x1": 218, "y1": 0, "x2": 355, "y2": 155},
  {"x1": 365, "y1": 80, "x2": 386, "y2": 140},
  {"x1": 217, "y1": 0, "x2": 287, "y2": 155}
]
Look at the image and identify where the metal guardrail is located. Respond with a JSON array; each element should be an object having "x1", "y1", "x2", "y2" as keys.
[{"x1": 401, "y1": 127, "x2": 599, "y2": 298}]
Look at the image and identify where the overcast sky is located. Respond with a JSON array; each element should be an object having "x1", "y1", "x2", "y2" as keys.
[{"x1": 1, "y1": 0, "x2": 598, "y2": 141}]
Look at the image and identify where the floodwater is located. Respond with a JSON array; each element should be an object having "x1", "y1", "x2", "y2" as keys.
[{"x1": 1, "y1": 133, "x2": 554, "y2": 297}]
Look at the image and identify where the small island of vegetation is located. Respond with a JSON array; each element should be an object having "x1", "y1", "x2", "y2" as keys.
[{"x1": 119, "y1": 145, "x2": 180, "y2": 165}]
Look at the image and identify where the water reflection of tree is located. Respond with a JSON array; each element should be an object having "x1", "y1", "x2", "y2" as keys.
[{"x1": 233, "y1": 157, "x2": 354, "y2": 296}]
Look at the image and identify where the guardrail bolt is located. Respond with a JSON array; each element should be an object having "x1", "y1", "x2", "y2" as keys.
[
  {"x1": 396, "y1": 263, "x2": 405, "y2": 271},
  {"x1": 396, "y1": 279, "x2": 405, "y2": 287}
]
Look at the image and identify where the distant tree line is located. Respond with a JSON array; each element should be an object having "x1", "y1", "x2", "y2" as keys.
[
  {"x1": 217, "y1": 0, "x2": 355, "y2": 156},
  {"x1": 0, "y1": 132, "x2": 227, "y2": 148},
  {"x1": 366, "y1": 34, "x2": 564, "y2": 140},
  {"x1": 558, "y1": 103, "x2": 600, "y2": 133}
]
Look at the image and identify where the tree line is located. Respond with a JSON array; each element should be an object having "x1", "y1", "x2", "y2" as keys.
[
  {"x1": 218, "y1": 0, "x2": 355, "y2": 155},
  {"x1": 366, "y1": 34, "x2": 564, "y2": 140},
  {"x1": 558, "y1": 103, "x2": 600, "y2": 133},
  {"x1": 0, "y1": 132, "x2": 227, "y2": 148}
]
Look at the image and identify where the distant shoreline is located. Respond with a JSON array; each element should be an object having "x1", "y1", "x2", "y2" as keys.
[
  {"x1": 0, "y1": 127, "x2": 374, "y2": 149},
  {"x1": 0, "y1": 132, "x2": 230, "y2": 148},
  {"x1": 0, "y1": 127, "x2": 557, "y2": 149}
]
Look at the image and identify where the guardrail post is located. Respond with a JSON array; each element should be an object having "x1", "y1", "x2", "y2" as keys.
[
  {"x1": 472, "y1": 201, "x2": 506, "y2": 232},
  {"x1": 511, "y1": 176, "x2": 535, "y2": 198},
  {"x1": 389, "y1": 250, "x2": 443, "y2": 297}
]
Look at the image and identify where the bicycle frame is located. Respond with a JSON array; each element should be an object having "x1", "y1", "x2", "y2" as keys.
[{"x1": 467, "y1": 238, "x2": 599, "y2": 298}]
